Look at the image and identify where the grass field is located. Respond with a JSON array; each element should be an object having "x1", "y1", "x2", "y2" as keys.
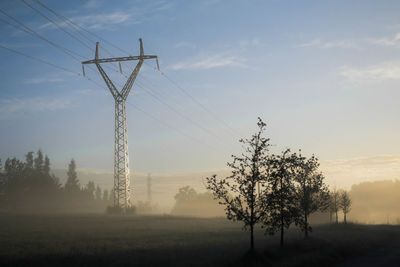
[{"x1": 0, "y1": 213, "x2": 399, "y2": 266}]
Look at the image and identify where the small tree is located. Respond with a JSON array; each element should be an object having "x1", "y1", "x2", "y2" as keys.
[
  {"x1": 206, "y1": 118, "x2": 270, "y2": 251},
  {"x1": 340, "y1": 190, "x2": 352, "y2": 224},
  {"x1": 330, "y1": 188, "x2": 340, "y2": 224},
  {"x1": 84, "y1": 181, "x2": 96, "y2": 200},
  {"x1": 294, "y1": 153, "x2": 329, "y2": 238},
  {"x1": 262, "y1": 149, "x2": 297, "y2": 247},
  {"x1": 95, "y1": 185, "x2": 102, "y2": 201},
  {"x1": 65, "y1": 159, "x2": 80, "y2": 194}
]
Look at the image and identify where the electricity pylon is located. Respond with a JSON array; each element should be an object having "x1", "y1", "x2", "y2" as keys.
[{"x1": 82, "y1": 38, "x2": 158, "y2": 210}]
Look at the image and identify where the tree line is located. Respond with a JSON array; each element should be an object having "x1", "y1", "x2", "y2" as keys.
[
  {"x1": 0, "y1": 150, "x2": 111, "y2": 212},
  {"x1": 206, "y1": 118, "x2": 352, "y2": 250}
]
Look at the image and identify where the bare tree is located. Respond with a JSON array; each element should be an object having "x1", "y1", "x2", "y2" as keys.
[
  {"x1": 340, "y1": 190, "x2": 352, "y2": 224},
  {"x1": 330, "y1": 187, "x2": 340, "y2": 224},
  {"x1": 293, "y1": 153, "x2": 329, "y2": 238},
  {"x1": 206, "y1": 118, "x2": 270, "y2": 251}
]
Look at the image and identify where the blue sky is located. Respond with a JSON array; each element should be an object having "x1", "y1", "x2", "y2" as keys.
[{"x1": 0, "y1": 0, "x2": 399, "y2": 187}]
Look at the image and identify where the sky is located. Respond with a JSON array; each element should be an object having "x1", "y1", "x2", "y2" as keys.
[{"x1": 0, "y1": 0, "x2": 399, "y2": 190}]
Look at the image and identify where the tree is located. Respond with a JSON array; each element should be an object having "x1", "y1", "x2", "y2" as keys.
[
  {"x1": 84, "y1": 181, "x2": 95, "y2": 199},
  {"x1": 95, "y1": 185, "x2": 102, "y2": 201},
  {"x1": 330, "y1": 188, "x2": 340, "y2": 224},
  {"x1": 206, "y1": 118, "x2": 270, "y2": 251},
  {"x1": 65, "y1": 159, "x2": 80, "y2": 194},
  {"x1": 340, "y1": 190, "x2": 352, "y2": 224},
  {"x1": 44, "y1": 155, "x2": 50, "y2": 176},
  {"x1": 34, "y1": 150, "x2": 44, "y2": 173},
  {"x1": 262, "y1": 149, "x2": 298, "y2": 247},
  {"x1": 293, "y1": 153, "x2": 329, "y2": 238},
  {"x1": 25, "y1": 152, "x2": 34, "y2": 170},
  {"x1": 103, "y1": 189, "x2": 109, "y2": 202}
]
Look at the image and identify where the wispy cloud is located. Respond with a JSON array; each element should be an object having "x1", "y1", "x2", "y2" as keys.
[
  {"x1": 39, "y1": 1, "x2": 174, "y2": 31},
  {"x1": 0, "y1": 97, "x2": 71, "y2": 119},
  {"x1": 367, "y1": 33, "x2": 400, "y2": 47},
  {"x1": 297, "y1": 38, "x2": 359, "y2": 49},
  {"x1": 83, "y1": 0, "x2": 98, "y2": 9},
  {"x1": 339, "y1": 61, "x2": 400, "y2": 84},
  {"x1": 321, "y1": 154, "x2": 400, "y2": 189},
  {"x1": 23, "y1": 77, "x2": 64, "y2": 84},
  {"x1": 40, "y1": 11, "x2": 132, "y2": 30},
  {"x1": 170, "y1": 53, "x2": 248, "y2": 70}
]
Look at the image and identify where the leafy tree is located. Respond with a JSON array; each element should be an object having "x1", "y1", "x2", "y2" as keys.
[
  {"x1": 65, "y1": 159, "x2": 80, "y2": 194},
  {"x1": 206, "y1": 118, "x2": 270, "y2": 251},
  {"x1": 84, "y1": 181, "x2": 95, "y2": 199},
  {"x1": 172, "y1": 186, "x2": 224, "y2": 217},
  {"x1": 34, "y1": 150, "x2": 44, "y2": 173},
  {"x1": 340, "y1": 190, "x2": 352, "y2": 224},
  {"x1": 174, "y1": 186, "x2": 197, "y2": 202},
  {"x1": 262, "y1": 149, "x2": 297, "y2": 247},
  {"x1": 293, "y1": 153, "x2": 329, "y2": 238}
]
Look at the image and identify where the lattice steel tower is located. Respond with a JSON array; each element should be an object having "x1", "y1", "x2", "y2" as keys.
[{"x1": 82, "y1": 39, "x2": 158, "y2": 210}]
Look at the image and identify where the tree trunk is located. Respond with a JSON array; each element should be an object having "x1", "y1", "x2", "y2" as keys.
[
  {"x1": 280, "y1": 216, "x2": 284, "y2": 247},
  {"x1": 304, "y1": 211, "x2": 308, "y2": 238},
  {"x1": 344, "y1": 213, "x2": 347, "y2": 224},
  {"x1": 329, "y1": 210, "x2": 332, "y2": 224},
  {"x1": 335, "y1": 210, "x2": 338, "y2": 224},
  {"x1": 250, "y1": 223, "x2": 254, "y2": 251}
]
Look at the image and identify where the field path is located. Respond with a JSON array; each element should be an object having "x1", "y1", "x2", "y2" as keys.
[{"x1": 337, "y1": 243, "x2": 400, "y2": 267}]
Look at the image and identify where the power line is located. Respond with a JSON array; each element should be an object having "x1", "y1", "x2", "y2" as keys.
[
  {"x1": 20, "y1": 0, "x2": 93, "y2": 51},
  {"x1": 0, "y1": 8, "x2": 83, "y2": 61},
  {"x1": 1, "y1": 3, "x2": 229, "y2": 148},
  {"x1": 31, "y1": 0, "x2": 238, "y2": 138},
  {"x1": 0, "y1": 41, "x2": 215, "y2": 150},
  {"x1": 146, "y1": 62, "x2": 241, "y2": 136},
  {"x1": 34, "y1": 0, "x2": 133, "y2": 56},
  {"x1": 23, "y1": 0, "x2": 233, "y2": 141},
  {"x1": 0, "y1": 43, "x2": 81, "y2": 75},
  {"x1": 135, "y1": 80, "x2": 222, "y2": 140}
]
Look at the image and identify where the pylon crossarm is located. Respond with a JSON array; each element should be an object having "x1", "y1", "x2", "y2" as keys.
[
  {"x1": 95, "y1": 63, "x2": 120, "y2": 98},
  {"x1": 82, "y1": 55, "x2": 157, "y2": 65}
]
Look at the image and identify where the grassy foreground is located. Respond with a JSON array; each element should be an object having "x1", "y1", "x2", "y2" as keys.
[{"x1": 0, "y1": 213, "x2": 399, "y2": 267}]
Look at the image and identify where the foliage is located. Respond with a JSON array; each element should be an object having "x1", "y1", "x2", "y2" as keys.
[
  {"x1": 293, "y1": 152, "x2": 330, "y2": 237},
  {"x1": 65, "y1": 159, "x2": 80, "y2": 194},
  {"x1": 171, "y1": 186, "x2": 224, "y2": 217},
  {"x1": 0, "y1": 150, "x2": 109, "y2": 212},
  {"x1": 206, "y1": 118, "x2": 270, "y2": 250},
  {"x1": 261, "y1": 149, "x2": 298, "y2": 246},
  {"x1": 330, "y1": 188, "x2": 341, "y2": 224},
  {"x1": 340, "y1": 190, "x2": 352, "y2": 224}
]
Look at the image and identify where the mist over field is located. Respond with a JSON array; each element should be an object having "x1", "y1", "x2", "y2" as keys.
[
  {"x1": 49, "y1": 168, "x2": 400, "y2": 224},
  {"x1": 1, "y1": 0, "x2": 400, "y2": 266}
]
